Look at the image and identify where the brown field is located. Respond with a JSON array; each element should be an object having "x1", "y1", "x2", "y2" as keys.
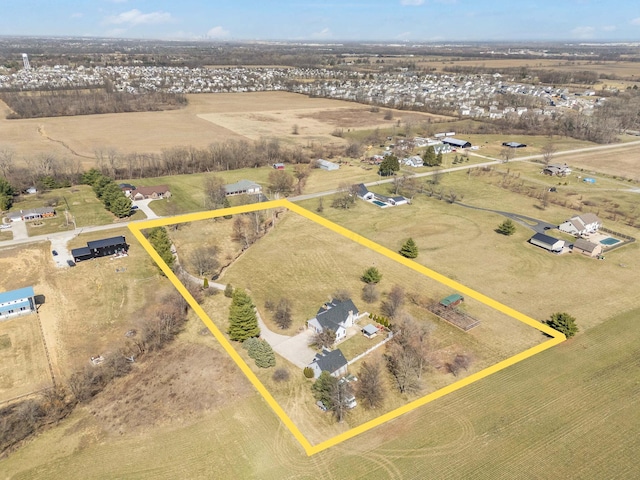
[
  {"x1": 562, "y1": 142, "x2": 640, "y2": 180},
  {"x1": 421, "y1": 57, "x2": 640, "y2": 83},
  {"x1": 0, "y1": 92, "x2": 449, "y2": 169},
  {"x1": 0, "y1": 314, "x2": 52, "y2": 404}
]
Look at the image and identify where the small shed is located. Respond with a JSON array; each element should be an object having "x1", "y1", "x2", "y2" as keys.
[
  {"x1": 362, "y1": 324, "x2": 378, "y2": 338},
  {"x1": 440, "y1": 294, "x2": 464, "y2": 308},
  {"x1": 502, "y1": 142, "x2": 527, "y2": 148}
]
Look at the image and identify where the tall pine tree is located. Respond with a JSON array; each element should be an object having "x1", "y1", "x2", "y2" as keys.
[{"x1": 228, "y1": 288, "x2": 260, "y2": 341}]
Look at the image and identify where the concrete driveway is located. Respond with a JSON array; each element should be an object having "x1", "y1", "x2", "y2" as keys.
[
  {"x1": 49, "y1": 233, "x2": 77, "y2": 268},
  {"x1": 132, "y1": 199, "x2": 159, "y2": 219}
]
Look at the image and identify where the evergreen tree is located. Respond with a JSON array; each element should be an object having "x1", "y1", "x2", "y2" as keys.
[
  {"x1": 228, "y1": 289, "x2": 260, "y2": 342},
  {"x1": 224, "y1": 283, "x2": 234, "y2": 298},
  {"x1": 399, "y1": 238, "x2": 419, "y2": 258},
  {"x1": 146, "y1": 227, "x2": 175, "y2": 269},
  {"x1": 378, "y1": 155, "x2": 400, "y2": 176},
  {"x1": 0, "y1": 177, "x2": 14, "y2": 211},
  {"x1": 422, "y1": 146, "x2": 436, "y2": 166},
  {"x1": 223, "y1": 197, "x2": 232, "y2": 219},
  {"x1": 361, "y1": 266, "x2": 382, "y2": 284},
  {"x1": 496, "y1": 219, "x2": 516, "y2": 236},
  {"x1": 110, "y1": 195, "x2": 133, "y2": 218},
  {"x1": 253, "y1": 340, "x2": 276, "y2": 368},
  {"x1": 435, "y1": 151, "x2": 443, "y2": 166},
  {"x1": 312, "y1": 371, "x2": 338, "y2": 408},
  {"x1": 203, "y1": 277, "x2": 209, "y2": 289},
  {"x1": 546, "y1": 312, "x2": 579, "y2": 338}
]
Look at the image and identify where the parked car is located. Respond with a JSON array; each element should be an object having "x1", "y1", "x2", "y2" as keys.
[
  {"x1": 67, "y1": 259, "x2": 76, "y2": 267},
  {"x1": 52, "y1": 250, "x2": 58, "y2": 256}
]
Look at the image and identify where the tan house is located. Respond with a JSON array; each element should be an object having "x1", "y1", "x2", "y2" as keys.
[
  {"x1": 572, "y1": 238, "x2": 602, "y2": 257},
  {"x1": 130, "y1": 185, "x2": 171, "y2": 200}
]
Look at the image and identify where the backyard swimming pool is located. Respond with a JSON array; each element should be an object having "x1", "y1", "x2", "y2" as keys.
[
  {"x1": 372, "y1": 200, "x2": 387, "y2": 207},
  {"x1": 600, "y1": 237, "x2": 621, "y2": 246}
]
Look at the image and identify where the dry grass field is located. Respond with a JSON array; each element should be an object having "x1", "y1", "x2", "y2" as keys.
[
  {"x1": 0, "y1": 229, "x2": 167, "y2": 380},
  {"x1": 0, "y1": 92, "x2": 450, "y2": 168},
  {"x1": 298, "y1": 170, "x2": 640, "y2": 333},
  {"x1": 1, "y1": 305, "x2": 639, "y2": 479},
  {"x1": 562, "y1": 142, "x2": 640, "y2": 180},
  {"x1": 0, "y1": 314, "x2": 51, "y2": 404}
]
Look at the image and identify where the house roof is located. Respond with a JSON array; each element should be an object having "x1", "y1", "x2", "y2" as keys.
[
  {"x1": 132, "y1": 185, "x2": 169, "y2": 196},
  {"x1": 442, "y1": 137, "x2": 471, "y2": 147},
  {"x1": 577, "y1": 213, "x2": 601, "y2": 225},
  {"x1": 573, "y1": 238, "x2": 600, "y2": 253},
  {"x1": 314, "y1": 298, "x2": 359, "y2": 333},
  {"x1": 87, "y1": 236, "x2": 127, "y2": 250},
  {"x1": 0, "y1": 286, "x2": 35, "y2": 305},
  {"x1": 317, "y1": 159, "x2": 339, "y2": 168},
  {"x1": 355, "y1": 183, "x2": 369, "y2": 198},
  {"x1": 531, "y1": 232, "x2": 563, "y2": 247},
  {"x1": 71, "y1": 246, "x2": 92, "y2": 258},
  {"x1": 225, "y1": 179, "x2": 261, "y2": 194},
  {"x1": 440, "y1": 293, "x2": 464, "y2": 307},
  {"x1": 313, "y1": 349, "x2": 347, "y2": 374},
  {"x1": 502, "y1": 142, "x2": 527, "y2": 148},
  {"x1": 362, "y1": 324, "x2": 378, "y2": 336}
]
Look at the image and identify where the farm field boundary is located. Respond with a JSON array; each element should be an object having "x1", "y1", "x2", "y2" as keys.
[{"x1": 128, "y1": 199, "x2": 565, "y2": 456}]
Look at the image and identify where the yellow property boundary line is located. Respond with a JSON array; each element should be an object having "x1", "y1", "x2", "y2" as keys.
[{"x1": 128, "y1": 199, "x2": 565, "y2": 456}]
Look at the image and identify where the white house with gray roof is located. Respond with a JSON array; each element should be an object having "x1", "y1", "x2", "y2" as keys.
[
  {"x1": 307, "y1": 298, "x2": 360, "y2": 344},
  {"x1": 559, "y1": 213, "x2": 602, "y2": 237},
  {"x1": 308, "y1": 348, "x2": 348, "y2": 378},
  {"x1": 224, "y1": 179, "x2": 262, "y2": 196}
]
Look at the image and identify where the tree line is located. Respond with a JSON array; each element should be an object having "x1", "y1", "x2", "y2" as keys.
[
  {"x1": 82, "y1": 168, "x2": 132, "y2": 218},
  {"x1": 1, "y1": 90, "x2": 187, "y2": 119}
]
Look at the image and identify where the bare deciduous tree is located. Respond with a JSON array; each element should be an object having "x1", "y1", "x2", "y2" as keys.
[
  {"x1": 381, "y1": 285, "x2": 405, "y2": 319},
  {"x1": 356, "y1": 360, "x2": 385, "y2": 409}
]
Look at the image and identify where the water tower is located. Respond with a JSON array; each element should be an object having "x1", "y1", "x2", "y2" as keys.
[{"x1": 21, "y1": 53, "x2": 30, "y2": 70}]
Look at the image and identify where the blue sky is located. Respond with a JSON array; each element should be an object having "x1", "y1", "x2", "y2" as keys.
[{"x1": 1, "y1": 0, "x2": 639, "y2": 42}]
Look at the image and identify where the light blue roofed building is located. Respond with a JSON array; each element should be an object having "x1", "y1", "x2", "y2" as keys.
[{"x1": 0, "y1": 286, "x2": 36, "y2": 321}]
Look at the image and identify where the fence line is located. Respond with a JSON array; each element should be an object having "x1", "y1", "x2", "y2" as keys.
[{"x1": 347, "y1": 331, "x2": 394, "y2": 366}]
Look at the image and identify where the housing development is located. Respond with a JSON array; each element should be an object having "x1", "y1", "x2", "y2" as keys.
[{"x1": 1, "y1": 34, "x2": 640, "y2": 479}]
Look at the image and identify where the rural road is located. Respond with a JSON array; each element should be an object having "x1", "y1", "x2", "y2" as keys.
[{"x1": 2, "y1": 139, "x2": 640, "y2": 251}]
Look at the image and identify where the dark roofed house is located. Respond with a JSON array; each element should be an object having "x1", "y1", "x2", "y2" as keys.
[
  {"x1": 442, "y1": 137, "x2": 472, "y2": 149},
  {"x1": 71, "y1": 246, "x2": 93, "y2": 263},
  {"x1": 502, "y1": 142, "x2": 527, "y2": 148},
  {"x1": 73, "y1": 236, "x2": 128, "y2": 262},
  {"x1": 308, "y1": 348, "x2": 348, "y2": 378},
  {"x1": 307, "y1": 298, "x2": 360, "y2": 344}
]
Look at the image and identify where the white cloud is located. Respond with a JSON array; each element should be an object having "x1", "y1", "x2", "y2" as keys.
[
  {"x1": 105, "y1": 9, "x2": 172, "y2": 26},
  {"x1": 70, "y1": 12, "x2": 84, "y2": 19},
  {"x1": 207, "y1": 26, "x2": 230, "y2": 38},
  {"x1": 571, "y1": 26, "x2": 595, "y2": 38},
  {"x1": 400, "y1": 0, "x2": 425, "y2": 5},
  {"x1": 632, "y1": 17, "x2": 640, "y2": 25},
  {"x1": 601, "y1": 25, "x2": 617, "y2": 32},
  {"x1": 311, "y1": 28, "x2": 332, "y2": 39}
]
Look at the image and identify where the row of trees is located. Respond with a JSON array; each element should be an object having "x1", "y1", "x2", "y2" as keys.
[
  {"x1": 1, "y1": 90, "x2": 187, "y2": 119},
  {"x1": 82, "y1": 168, "x2": 132, "y2": 218}
]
